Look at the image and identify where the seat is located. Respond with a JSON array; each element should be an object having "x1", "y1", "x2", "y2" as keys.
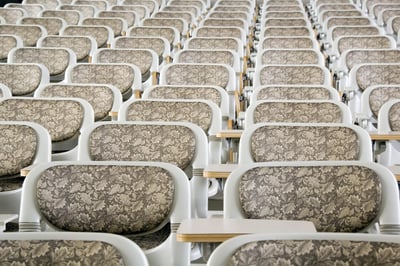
[
  {"x1": 0, "y1": 121, "x2": 50, "y2": 215},
  {"x1": 191, "y1": 26, "x2": 247, "y2": 49},
  {"x1": 0, "y1": 24, "x2": 47, "y2": 47},
  {"x1": 18, "y1": 17, "x2": 66, "y2": 36},
  {"x1": 208, "y1": 233, "x2": 400, "y2": 265},
  {"x1": 258, "y1": 36, "x2": 320, "y2": 50},
  {"x1": 370, "y1": 3, "x2": 400, "y2": 20},
  {"x1": 35, "y1": 83, "x2": 122, "y2": 122},
  {"x1": 19, "y1": 161, "x2": 190, "y2": 265},
  {"x1": 0, "y1": 232, "x2": 149, "y2": 265},
  {"x1": 239, "y1": 123, "x2": 372, "y2": 163},
  {"x1": 153, "y1": 11, "x2": 196, "y2": 29},
  {"x1": 37, "y1": 35, "x2": 97, "y2": 63},
  {"x1": 260, "y1": 26, "x2": 314, "y2": 39},
  {"x1": 40, "y1": 10, "x2": 82, "y2": 26},
  {"x1": 64, "y1": 63, "x2": 142, "y2": 101},
  {"x1": 207, "y1": 11, "x2": 252, "y2": 26},
  {"x1": 58, "y1": 4, "x2": 98, "y2": 19},
  {"x1": 162, "y1": 5, "x2": 200, "y2": 19},
  {"x1": 60, "y1": 25, "x2": 113, "y2": 48},
  {"x1": 0, "y1": 63, "x2": 49, "y2": 96},
  {"x1": 261, "y1": 17, "x2": 310, "y2": 28},
  {"x1": 96, "y1": 10, "x2": 139, "y2": 28},
  {"x1": 224, "y1": 161, "x2": 400, "y2": 233},
  {"x1": 0, "y1": 7, "x2": 27, "y2": 24},
  {"x1": 168, "y1": 0, "x2": 206, "y2": 14},
  {"x1": 4, "y1": 3, "x2": 44, "y2": 17},
  {"x1": 319, "y1": 16, "x2": 372, "y2": 38},
  {"x1": 110, "y1": 5, "x2": 150, "y2": 21},
  {"x1": 199, "y1": 18, "x2": 249, "y2": 34},
  {"x1": 72, "y1": 0, "x2": 109, "y2": 11},
  {"x1": 318, "y1": 10, "x2": 363, "y2": 25},
  {"x1": 256, "y1": 49, "x2": 325, "y2": 66},
  {"x1": 0, "y1": 34, "x2": 22, "y2": 63},
  {"x1": 142, "y1": 17, "x2": 189, "y2": 42},
  {"x1": 8, "y1": 47, "x2": 77, "y2": 82},
  {"x1": 122, "y1": 0, "x2": 159, "y2": 15},
  {"x1": 81, "y1": 17, "x2": 128, "y2": 37}
]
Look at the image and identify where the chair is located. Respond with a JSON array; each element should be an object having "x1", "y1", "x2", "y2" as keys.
[
  {"x1": 0, "y1": 232, "x2": 149, "y2": 265},
  {"x1": 0, "y1": 7, "x2": 27, "y2": 24},
  {"x1": 64, "y1": 63, "x2": 142, "y2": 100},
  {"x1": 258, "y1": 36, "x2": 320, "y2": 50},
  {"x1": 122, "y1": 0, "x2": 158, "y2": 15},
  {"x1": 35, "y1": 83, "x2": 122, "y2": 122},
  {"x1": 0, "y1": 63, "x2": 49, "y2": 96},
  {"x1": 96, "y1": 10, "x2": 139, "y2": 28},
  {"x1": 72, "y1": 0, "x2": 109, "y2": 11},
  {"x1": 256, "y1": 49, "x2": 325, "y2": 66},
  {"x1": 207, "y1": 11, "x2": 251, "y2": 26},
  {"x1": 168, "y1": 0, "x2": 206, "y2": 14},
  {"x1": 224, "y1": 161, "x2": 400, "y2": 233},
  {"x1": 58, "y1": 4, "x2": 97, "y2": 19},
  {"x1": 40, "y1": 10, "x2": 82, "y2": 26},
  {"x1": 127, "y1": 26, "x2": 180, "y2": 53},
  {"x1": 110, "y1": 5, "x2": 150, "y2": 21},
  {"x1": 321, "y1": 16, "x2": 372, "y2": 36},
  {"x1": 0, "y1": 97, "x2": 94, "y2": 160},
  {"x1": 0, "y1": 24, "x2": 47, "y2": 47},
  {"x1": 239, "y1": 123, "x2": 372, "y2": 163},
  {"x1": 162, "y1": 5, "x2": 200, "y2": 19},
  {"x1": 22, "y1": 0, "x2": 59, "y2": 9},
  {"x1": 142, "y1": 17, "x2": 189, "y2": 41},
  {"x1": 261, "y1": 18, "x2": 310, "y2": 28},
  {"x1": 19, "y1": 161, "x2": 190, "y2": 265},
  {"x1": 18, "y1": 17, "x2": 66, "y2": 36},
  {"x1": 0, "y1": 121, "x2": 50, "y2": 215},
  {"x1": 153, "y1": 11, "x2": 196, "y2": 29},
  {"x1": 191, "y1": 26, "x2": 247, "y2": 48},
  {"x1": 60, "y1": 25, "x2": 113, "y2": 48},
  {"x1": 8, "y1": 47, "x2": 77, "y2": 82},
  {"x1": 81, "y1": 17, "x2": 128, "y2": 37},
  {"x1": 4, "y1": 3, "x2": 44, "y2": 17},
  {"x1": 207, "y1": 233, "x2": 400, "y2": 265},
  {"x1": 0, "y1": 34, "x2": 22, "y2": 63},
  {"x1": 260, "y1": 26, "x2": 314, "y2": 39}
]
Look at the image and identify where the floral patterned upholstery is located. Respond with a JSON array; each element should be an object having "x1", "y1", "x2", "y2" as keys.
[
  {"x1": 252, "y1": 102, "x2": 343, "y2": 123},
  {"x1": 0, "y1": 8, "x2": 25, "y2": 24},
  {"x1": 36, "y1": 164, "x2": 174, "y2": 236},
  {"x1": 187, "y1": 38, "x2": 239, "y2": 51},
  {"x1": 40, "y1": 36, "x2": 93, "y2": 62},
  {"x1": 332, "y1": 26, "x2": 380, "y2": 42},
  {"x1": 330, "y1": 16, "x2": 371, "y2": 29},
  {"x1": 261, "y1": 50, "x2": 319, "y2": 65},
  {"x1": 0, "y1": 99, "x2": 83, "y2": 142},
  {"x1": 265, "y1": 6, "x2": 302, "y2": 11},
  {"x1": 0, "y1": 124, "x2": 37, "y2": 177},
  {"x1": 0, "y1": 25, "x2": 44, "y2": 47},
  {"x1": 263, "y1": 27, "x2": 311, "y2": 37},
  {"x1": 128, "y1": 27, "x2": 175, "y2": 45},
  {"x1": 369, "y1": 86, "x2": 400, "y2": 119},
  {"x1": 0, "y1": 35, "x2": 19, "y2": 61},
  {"x1": 0, "y1": 64, "x2": 43, "y2": 96},
  {"x1": 40, "y1": 84, "x2": 114, "y2": 121},
  {"x1": 125, "y1": 101, "x2": 212, "y2": 132},
  {"x1": 389, "y1": 101, "x2": 400, "y2": 131},
  {"x1": 195, "y1": 27, "x2": 243, "y2": 40},
  {"x1": 169, "y1": 0, "x2": 204, "y2": 10},
  {"x1": 62, "y1": 25, "x2": 110, "y2": 48},
  {"x1": 261, "y1": 37, "x2": 314, "y2": 49},
  {"x1": 264, "y1": 11, "x2": 305, "y2": 18},
  {"x1": 338, "y1": 36, "x2": 393, "y2": 54},
  {"x1": 356, "y1": 64, "x2": 400, "y2": 92},
  {"x1": 208, "y1": 12, "x2": 249, "y2": 21},
  {"x1": 228, "y1": 239, "x2": 400, "y2": 265},
  {"x1": 250, "y1": 125, "x2": 360, "y2": 161},
  {"x1": 164, "y1": 64, "x2": 229, "y2": 88},
  {"x1": 123, "y1": 0, "x2": 155, "y2": 14},
  {"x1": 258, "y1": 65, "x2": 325, "y2": 85},
  {"x1": 70, "y1": 64, "x2": 135, "y2": 95},
  {"x1": 176, "y1": 50, "x2": 234, "y2": 66},
  {"x1": 143, "y1": 18, "x2": 184, "y2": 35},
  {"x1": 213, "y1": 6, "x2": 249, "y2": 12},
  {"x1": 88, "y1": 124, "x2": 196, "y2": 169},
  {"x1": 59, "y1": 5, "x2": 96, "y2": 19},
  {"x1": 147, "y1": 86, "x2": 222, "y2": 106},
  {"x1": 115, "y1": 37, "x2": 165, "y2": 59},
  {"x1": 256, "y1": 86, "x2": 332, "y2": 100},
  {"x1": 98, "y1": 11, "x2": 136, "y2": 27},
  {"x1": 41, "y1": 10, "x2": 81, "y2": 25},
  {"x1": 346, "y1": 50, "x2": 400, "y2": 70},
  {"x1": 19, "y1": 17, "x2": 64, "y2": 35},
  {"x1": 162, "y1": 6, "x2": 199, "y2": 17},
  {"x1": 0, "y1": 240, "x2": 123, "y2": 265},
  {"x1": 82, "y1": 18, "x2": 125, "y2": 37},
  {"x1": 264, "y1": 18, "x2": 307, "y2": 27},
  {"x1": 111, "y1": 6, "x2": 147, "y2": 21},
  {"x1": 238, "y1": 165, "x2": 381, "y2": 232},
  {"x1": 318, "y1": 4, "x2": 358, "y2": 14},
  {"x1": 154, "y1": 11, "x2": 193, "y2": 25},
  {"x1": 322, "y1": 10, "x2": 362, "y2": 22},
  {"x1": 74, "y1": 0, "x2": 107, "y2": 11},
  {"x1": 203, "y1": 19, "x2": 246, "y2": 29},
  {"x1": 11, "y1": 48, "x2": 71, "y2": 76}
]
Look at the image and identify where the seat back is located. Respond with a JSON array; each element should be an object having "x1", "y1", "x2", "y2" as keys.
[
  {"x1": 58, "y1": 4, "x2": 97, "y2": 19},
  {"x1": 81, "y1": 17, "x2": 127, "y2": 37},
  {"x1": 0, "y1": 7, "x2": 27, "y2": 24},
  {"x1": 261, "y1": 26, "x2": 313, "y2": 38},
  {"x1": 142, "y1": 17, "x2": 188, "y2": 38},
  {"x1": 73, "y1": 0, "x2": 108, "y2": 11},
  {"x1": 259, "y1": 36, "x2": 320, "y2": 50},
  {"x1": 97, "y1": 10, "x2": 138, "y2": 28},
  {"x1": 110, "y1": 5, "x2": 149, "y2": 21},
  {"x1": 127, "y1": 26, "x2": 180, "y2": 48},
  {"x1": 334, "y1": 35, "x2": 396, "y2": 58},
  {"x1": 0, "y1": 24, "x2": 47, "y2": 47},
  {"x1": 22, "y1": 0, "x2": 59, "y2": 9},
  {"x1": 40, "y1": 10, "x2": 82, "y2": 26},
  {"x1": 122, "y1": 0, "x2": 158, "y2": 14},
  {"x1": 184, "y1": 37, "x2": 243, "y2": 59},
  {"x1": 257, "y1": 49, "x2": 324, "y2": 66},
  {"x1": 361, "y1": 85, "x2": 400, "y2": 122},
  {"x1": 379, "y1": 99, "x2": 400, "y2": 132},
  {"x1": 0, "y1": 34, "x2": 22, "y2": 62},
  {"x1": 5, "y1": 3, "x2": 44, "y2": 17},
  {"x1": 60, "y1": 25, "x2": 113, "y2": 48},
  {"x1": 18, "y1": 17, "x2": 66, "y2": 35}
]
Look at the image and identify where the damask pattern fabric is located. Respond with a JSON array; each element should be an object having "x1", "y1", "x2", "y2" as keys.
[
  {"x1": 196, "y1": 27, "x2": 243, "y2": 40},
  {"x1": 23, "y1": 0, "x2": 58, "y2": 9},
  {"x1": 0, "y1": 35, "x2": 19, "y2": 61},
  {"x1": 264, "y1": 18, "x2": 307, "y2": 27},
  {"x1": 63, "y1": 26, "x2": 110, "y2": 48},
  {"x1": 322, "y1": 10, "x2": 362, "y2": 22},
  {"x1": 70, "y1": 64, "x2": 135, "y2": 95},
  {"x1": 389, "y1": 102, "x2": 400, "y2": 131},
  {"x1": 0, "y1": 124, "x2": 37, "y2": 177},
  {"x1": 259, "y1": 66, "x2": 325, "y2": 85},
  {"x1": 40, "y1": 36, "x2": 93, "y2": 61},
  {"x1": 88, "y1": 124, "x2": 196, "y2": 169},
  {"x1": 203, "y1": 19, "x2": 246, "y2": 29},
  {"x1": 208, "y1": 12, "x2": 248, "y2": 21},
  {"x1": 154, "y1": 12, "x2": 193, "y2": 25},
  {"x1": 213, "y1": 6, "x2": 249, "y2": 12},
  {"x1": 129, "y1": 27, "x2": 175, "y2": 45},
  {"x1": 332, "y1": 26, "x2": 380, "y2": 42},
  {"x1": 256, "y1": 86, "x2": 331, "y2": 100},
  {"x1": 164, "y1": 64, "x2": 230, "y2": 89},
  {"x1": 327, "y1": 17, "x2": 370, "y2": 30},
  {"x1": 82, "y1": 18, "x2": 125, "y2": 37},
  {"x1": 98, "y1": 11, "x2": 136, "y2": 27},
  {"x1": 0, "y1": 25, "x2": 44, "y2": 47},
  {"x1": 0, "y1": 8, "x2": 25, "y2": 24},
  {"x1": 40, "y1": 84, "x2": 114, "y2": 121},
  {"x1": 20, "y1": 17, "x2": 64, "y2": 35},
  {"x1": 177, "y1": 50, "x2": 234, "y2": 67},
  {"x1": 261, "y1": 50, "x2": 318, "y2": 65},
  {"x1": 367, "y1": 0, "x2": 397, "y2": 13},
  {"x1": 265, "y1": 11, "x2": 305, "y2": 18},
  {"x1": 11, "y1": 48, "x2": 71, "y2": 76},
  {"x1": 238, "y1": 165, "x2": 381, "y2": 232},
  {"x1": 0, "y1": 240, "x2": 123, "y2": 265},
  {"x1": 356, "y1": 64, "x2": 400, "y2": 92},
  {"x1": 250, "y1": 125, "x2": 360, "y2": 161},
  {"x1": 41, "y1": 10, "x2": 81, "y2": 25},
  {"x1": 265, "y1": 6, "x2": 302, "y2": 11},
  {"x1": 253, "y1": 102, "x2": 343, "y2": 123},
  {"x1": 0, "y1": 64, "x2": 43, "y2": 96},
  {"x1": 143, "y1": 18, "x2": 184, "y2": 35},
  {"x1": 115, "y1": 37, "x2": 165, "y2": 58},
  {"x1": 228, "y1": 239, "x2": 400, "y2": 265},
  {"x1": 369, "y1": 86, "x2": 400, "y2": 119},
  {"x1": 262, "y1": 37, "x2": 314, "y2": 49},
  {"x1": 318, "y1": 4, "x2": 357, "y2": 14},
  {"x1": 346, "y1": 50, "x2": 400, "y2": 70},
  {"x1": 187, "y1": 38, "x2": 239, "y2": 51},
  {"x1": 59, "y1": 5, "x2": 96, "y2": 19},
  {"x1": 0, "y1": 99, "x2": 84, "y2": 142},
  {"x1": 125, "y1": 101, "x2": 213, "y2": 132},
  {"x1": 37, "y1": 165, "x2": 174, "y2": 233},
  {"x1": 169, "y1": 0, "x2": 203, "y2": 10},
  {"x1": 338, "y1": 36, "x2": 392, "y2": 54},
  {"x1": 111, "y1": 6, "x2": 146, "y2": 21},
  {"x1": 123, "y1": 0, "x2": 155, "y2": 14}
]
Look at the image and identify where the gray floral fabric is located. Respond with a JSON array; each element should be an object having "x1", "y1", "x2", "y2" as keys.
[
  {"x1": 88, "y1": 124, "x2": 195, "y2": 169},
  {"x1": 59, "y1": 5, "x2": 96, "y2": 19},
  {"x1": 143, "y1": 18, "x2": 184, "y2": 35},
  {"x1": 0, "y1": 8, "x2": 25, "y2": 24},
  {"x1": 346, "y1": 50, "x2": 400, "y2": 70},
  {"x1": 250, "y1": 125, "x2": 360, "y2": 161},
  {"x1": 369, "y1": 86, "x2": 400, "y2": 119},
  {"x1": 389, "y1": 101, "x2": 400, "y2": 131},
  {"x1": 115, "y1": 37, "x2": 165, "y2": 59},
  {"x1": 256, "y1": 86, "x2": 332, "y2": 100},
  {"x1": 356, "y1": 64, "x2": 400, "y2": 92},
  {"x1": 41, "y1": 10, "x2": 81, "y2": 25},
  {"x1": 252, "y1": 102, "x2": 343, "y2": 123},
  {"x1": 147, "y1": 86, "x2": 222, "y2": 106},
  {"x1": 0, "y1": 25, "x2": 44, "y2": 47},
  {"x1": 154, "y1": 11, "x2": 193, "y2": 25},
  {"x1": 82, "y1": 18, "x2": 125, "y2": 37},
  {"x1": 37, "y1": 164, "x2": 174, "y2": 234},
  {"x1": 111, "y1": 6, "x2": 147, "y2": 21},
  {"x1": 11, "y1": 48, "x2": 71, "y2": 76},
  {"x1": 338, "y1": 36, "x2": 393, "y2": 54},
  {"x1": 123, "y1": 0, "x2": 155, "y2": 14},
  {"x1": 20, "y1": 17, "x2": 64, "y2": 35},
  {"x1": 0, "y1": 240, "x2": 123, "y2": 265},
  {"x1": 164, "y1": 64, "x2": 229, "y2": 89},
  {"x1": 186, "y1": 37, "x2": 239, "y2": 51},
  {"x1": 70, "y1": 64, "x2": 135, "y2": 95},
  {"x1": 62, "y1": 25, "x2": 110, "y2": 48},
  {"x1": 203, "y1": 18, "x2": 246, "y2": 29},
  {"x1": 98, "y1": 11, "x2": 136, "y2": 27},
  {"x1": 238, "y1": 165, "x2": 381, "y2": 232},
  {"x1": 228, "y1": 239, "x2": 400, "y2": 265},
  {"x1": 176, "y1": 50, "x2": 234, "y2": 67},
  {"x1": 40, "y1": 36, "x2": 93, "y2": 62},
  {"x1": 258, "y1": 65, "x2": 325, "y2": 85},
  {"x1": 195, "y1": 27, "x2": 243, "y2": 40},
  {"x1": 125, "y1": 101, "x2": 212, "y2": 132},
  {"x1": 327, "y1": 17, "x2": 371, "y2": 30},
  {"x1": 0, "y1": 124, "x2": 37, "y2": 177},
  {"x1": 0, "y1": 64, "x2": 43, "y2": 96},
  {"x1": 322, "y1": 10, "x2": 363, "y2": 22},
  {"x1": 332, "y1": 26, "x2": 380, "y2": 42},
  {"x1": 260, "y1": 50, "x2": 319, "y2": 65},
  {"x1": 40, "y1": 84, "x2": 114, "y2": 121},
  {"x1": 128, "y1": 27, "x2": 175, "y2": 45},
  {"x1": 264, "y1": 11, "x2": 305, "y2": 18},
  {"x1": 263, "y1": 27, "x2": 311, "y2": 37},
  {"x1": 263, "y1": 18, "x2": 307, "y2": 27},
  {"x1": 0, "y1": 35, "x2": 19, "y2": 61},
  {"x1": 0, "y1": 99, "x2": 84, "y2": 142},
  {"x1": 261, "y1": 37, "x2": 314, "y2": 49}
]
